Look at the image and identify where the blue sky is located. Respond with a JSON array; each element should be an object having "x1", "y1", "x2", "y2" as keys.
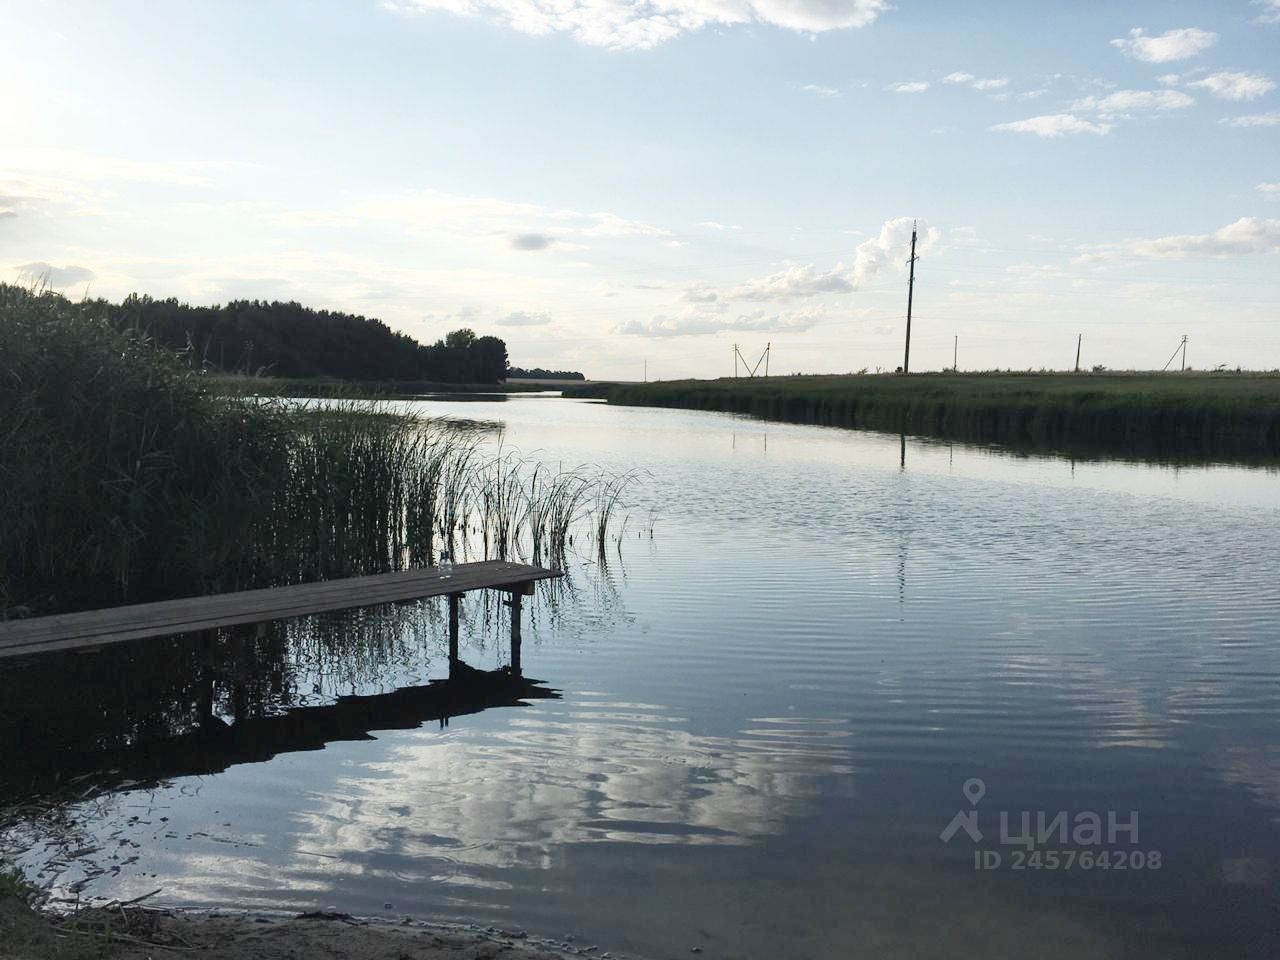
[{"x1": 3, "y1": 0, "x2": 1278, "y2": 378}]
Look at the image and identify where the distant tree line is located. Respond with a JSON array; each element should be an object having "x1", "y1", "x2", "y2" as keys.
[
  {"x1": 82, "y1": 291, "x2": 509, "y2": 384},
  {"x1": 506, "y1": 367, "x2": 586, "y2": 380}
]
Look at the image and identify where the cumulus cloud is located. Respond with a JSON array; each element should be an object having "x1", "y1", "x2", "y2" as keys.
[
  {"x1": 850, "y1": 216, "x2": 938, "y2": 287},
  {"x1": 1110, "y1": 27, "x2": 1217, "y2": 63},
  {"x1": 386, "y1": 0, "x2": 887, "y2": 49},
  {"x1": 1220, "y1": 112, "x2": 1280, "y2": 127},
  {"x1": 509, "y1": 232, "x2": 556, "y2": 251},
  {"x1": 16, "y1": 261, "x2": 95, "y2": 286},
  {"x1": 1256, "y1": 183, "x2": 1279, "y2": 199},
  {"x1": 991, "y1": 114, "x2": 1112, "y2": 137},
  {"x1": 801, "y1": 84, "x2": 839, "y2": 97},
  {"x1": 1070, "y1": 89, "x2": 1195, "y2": 117},
  {"x1": 711, "y1": 217, "x2": 936, "y2": 304},
  {"x1": 1187, "y1": 72, "x2": 1276, "y2": 101},
  {"x1": 890, "y1": 81, "x2": 930, "y2": 93},
  {"x1": 942, "y1": 72, "x2": 975, "y2": 85},
  {"x1": 1255, "y1": 0, "x2": 1280, "y2": 24},
  {"x1": 496, "y1": 310, "x2": 553, "y2": 326},
  {"x1": 730, "y1": 263, "x2": 854, "y2": 300},
  {"x1": 1084, "y1": 218, "x2": 1280, "y2": 260},
  {"x1": 617, "y1": 308, "x2": 823, "y2": 337}
]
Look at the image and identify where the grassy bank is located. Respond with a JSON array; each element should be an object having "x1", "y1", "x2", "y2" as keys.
[
  {"x1": 0, "y1": 288, "x2": 627, "y2": 618},
  {"x1": 576, "y1": 373, "x2": 1280, "y2": 462}
]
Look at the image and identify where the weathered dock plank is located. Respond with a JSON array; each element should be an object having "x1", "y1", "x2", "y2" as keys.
[{"x1": 0, "y1": 561, "x2": 560, "y2": 659}]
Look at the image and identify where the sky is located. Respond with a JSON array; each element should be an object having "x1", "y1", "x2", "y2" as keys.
[{"x1": 2, "y1": 0, "x2": 1278, "y2": 379}]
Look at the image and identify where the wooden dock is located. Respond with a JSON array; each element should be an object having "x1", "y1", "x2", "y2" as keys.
[{"x1": 0, "y1": 560, "x2": 560, "y2": 661}]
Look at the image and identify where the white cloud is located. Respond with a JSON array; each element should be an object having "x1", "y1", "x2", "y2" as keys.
[
  {"x1": 581, "y1": 212, "x2": 672, "y2": 238},
  {"x1": 1018, "y1": 89, "x2": 1048, "y2": 101},
  {"x1": 731, "y1": 263, "x2": 854, "y2": 300},
  {"x1": 723, "y1": 217, "x2": 936, "y2": 301},
  {"x1": 943, "y1": 72, "x2": 1008, "y2": 92},
  {"x1": 496, "y1": 310, "x2": 553, "y2": 326},
  {"x1": 385, "y1": 0, "x2": 888, "y2": 49},
  {"x1": 1220, "y1": 112, "x2": 1280, "y2": 127},
  {"x1": 1070, "y1": 89, "x2": 1195, "y2": 117},
  {"x1": 1255, "y1": 0, "x2": 1280, "y2": 24},
  {"x1": 16, "y1": 261, "x2": 95, "y2": 286},
  {"x1": 696, "y1": 221, "x2": 741, "y2": 231},
  {"x1": 1157, "y1": 73, "x2": 1180, "y2": 86},
  {"x1": 617, "y1": 307, "x2": 823, "y2": 337},
  {"x1": 1110, "y1": 27, "x2": 1218, "y2": 63},
  {"x1": 1258, "y1": 183, "x2": 1280, "y2": 199},
  {"x1": 991, "y1": 114, "x2": 1113, "y2": 138},
  {"x1": 801, "y1": 84, "x2": 839, "y2": 98},
  {"x1": 681, "y1": 286, "x2": 719, "y2": 303},
  {"x1": 1084, "y1": 218, "x2": 1280, "y2": 260},
  {"x1": 890, "y1": 81, "x2": 930, "y2": 93},
  {"x1": 1187, "y1": 72, "x2": 1276, "y2": 102},
  {"x1": 850, "y1": 216, "x2": 939, "y2": 287}
]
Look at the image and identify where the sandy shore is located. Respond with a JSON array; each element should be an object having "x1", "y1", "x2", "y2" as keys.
[{"x1": 1, "y1": 898, "x2": 602, "y2": 960}]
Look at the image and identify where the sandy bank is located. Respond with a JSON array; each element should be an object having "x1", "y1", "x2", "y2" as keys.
[{"x1": 1, "y1": 898, "x2": 603, "y2": 960}]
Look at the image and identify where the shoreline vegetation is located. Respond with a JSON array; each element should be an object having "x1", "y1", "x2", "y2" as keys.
[
  {"x1": 0, "y1": 286, "x2": 628, "y2": 620},
  {"x1": 566, "y1": 373, "x2": 1280, "y2": 463}
]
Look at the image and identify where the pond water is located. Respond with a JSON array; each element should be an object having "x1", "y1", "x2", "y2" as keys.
[{"x1": 4, "y1": 397, "x2": 1280, "y2": 959}]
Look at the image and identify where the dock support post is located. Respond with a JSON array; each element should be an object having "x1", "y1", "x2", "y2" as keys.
[
  {"x1": 448, "y1": 593, "x2": 460, "y2": 663},
  {"x1": 509, "y1": 590, "x2": 523, "y2": 676}
]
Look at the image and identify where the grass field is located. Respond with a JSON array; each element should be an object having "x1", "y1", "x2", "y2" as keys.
[{"x1": 572, "y1": 372, "x2": 1280, "y2": 462}]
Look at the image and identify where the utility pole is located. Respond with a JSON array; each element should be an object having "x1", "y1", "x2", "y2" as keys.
[
  {"x1": 1075, "y1": 333, "x2": 1082, "y2": 373},
  {"x1": 903, "y1": 222, "x2": 918, "y2": 373},
  {"x1": 1161, "y1": 335, "x2": 1190, "y2": 373},
  {"x1": 733, "y1": 344, "x2": 738, "y2": 378},
  {"x1": 953, "y1": 335, "x2": 958, "y2": 372},
  {"x1": 765, "y1": 342, "x2": 770, "y2": 377},
  {"x1": 644, "y1": 358, "x2": 647, "y2": 383}
]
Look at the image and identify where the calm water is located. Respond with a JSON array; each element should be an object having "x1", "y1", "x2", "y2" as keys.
[{"x1": 4, "y1": 397, "x2": 1280, "y2": 959}]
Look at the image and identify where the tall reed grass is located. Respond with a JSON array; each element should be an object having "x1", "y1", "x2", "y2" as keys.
[{"x1": 0, "y1": 287, "x2": 631, "y2": 617}]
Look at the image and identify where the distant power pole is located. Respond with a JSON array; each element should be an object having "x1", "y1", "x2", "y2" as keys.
[
  {"x1": 733, "y1": 344, "x2": 738, "y2": 378},
  {"x1": 903, "y1": 222, "x2": 919, "y2": 373},
  {"x1": 644, "y1": 358, "x2": 648, "y2": 383},
  {"x1": 953, "y1": 335, "x2": 958, "y2": 372},
  {"x1": 1161, "y1": 335, "x2": 1189, "y2": 372},
  {"x1": 1075, "y1": 333, "x2": 1082, "y2": 373}
]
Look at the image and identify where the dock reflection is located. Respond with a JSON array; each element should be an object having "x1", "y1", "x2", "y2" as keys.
[{"x1": 0, "y1": 606, "x2": 559, "y2": 803}]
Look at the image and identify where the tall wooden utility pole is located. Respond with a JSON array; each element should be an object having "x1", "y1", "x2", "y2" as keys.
[
  {"x1": 1075, "y1": 333, "x2": 1082, "y2": 373},
  {"x1": 903, "y1": 222, "x2": 918, "y2": 373},
  {"x1": 953, "y1": 335, "x2": 958, "y2": 372}
]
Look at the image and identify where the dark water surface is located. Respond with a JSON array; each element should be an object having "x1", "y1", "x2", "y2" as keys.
[{"x1": 4, "y1": 398, "x2": 1280, "y2": 959}]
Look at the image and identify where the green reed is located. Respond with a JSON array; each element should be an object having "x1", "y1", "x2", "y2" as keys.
[
  {"x1": 0, "y1": 287, "x2": 631, "y2": 617},
  {"x1": 598, "y1": 372, "x2": 1280, "y2": 463}
]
